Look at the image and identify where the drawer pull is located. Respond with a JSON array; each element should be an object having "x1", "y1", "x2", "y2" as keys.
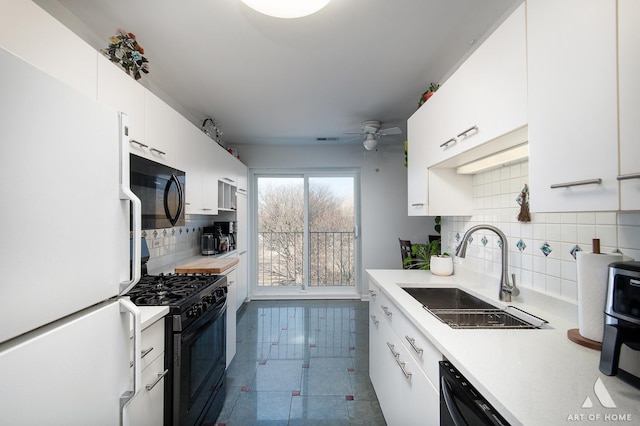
[
  {"x1": 149, "y1": 147, "x2": 166, "y2": 156},
  {"x1": 617, "y1": 173, "x2": 640, "y2": 181},
  {"x1": 129, "y1": 139, "x2": 148, "y2": 149},
  {"x1": 370, "y1": 315, "x2": 379, "y2": 325},
  {"x1": 439, "y1": 138, "x2": 457, "y2": 148},
  {"x1": 405, "y1": 336, "x2": 424, "y2": 355},
  {"x1": 381, "y1": 305, "x2": 392, "y2": 318},
  {"x1": 145, "y1": 369, "x2": 169, "y2": 391},
  {"x1": 457, "y1": 125, "x2": 478, "y2": 139},
  {"x1": 411, "y1": 203, "x2": 425, "y2": 207},
  {"x1": 130, "y1": 347, "x2": 154, "y2": 367},
  {"x1": 550, "y1": 178, "x2": 602, "y2": 189}
]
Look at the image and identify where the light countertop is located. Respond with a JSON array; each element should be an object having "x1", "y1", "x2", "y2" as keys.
[{"x1": 367, "y1": 267, "x2": 640, "y2": 426}]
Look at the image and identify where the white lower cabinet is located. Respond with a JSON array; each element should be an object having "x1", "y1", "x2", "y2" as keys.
[
  {"x1": 128, "y1": 355, "x2": 166, "y2": 426},
  {"x1": 369, "y1": 284, "x2": 440, "y2": 426},
  {"x1": 128, "y1": 317, "x2": 167, "y2": 426},
  {"x1": 222, "y1": 265, "x2": 237, "y2": 367}
]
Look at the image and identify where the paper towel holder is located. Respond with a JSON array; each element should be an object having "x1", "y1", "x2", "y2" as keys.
[{"x1": 567, "y1": 328, "x2": 602, "y2": 350}]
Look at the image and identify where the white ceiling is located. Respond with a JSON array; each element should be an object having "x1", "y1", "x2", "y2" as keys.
[{"x1": 40, "y1": 0, "x2": 521, "y2": 147}]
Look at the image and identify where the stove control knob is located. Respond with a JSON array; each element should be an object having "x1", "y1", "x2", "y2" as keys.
[{"x1": 187, "y1": 304, "x2": 203, "y2": 318}]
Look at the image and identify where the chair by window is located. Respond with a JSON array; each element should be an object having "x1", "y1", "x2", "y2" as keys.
[{"x1": 399, "y1": 238, "x2": 413, "y2": 269}]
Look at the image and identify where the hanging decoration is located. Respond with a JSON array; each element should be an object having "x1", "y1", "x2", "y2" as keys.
[
  {"x1": 101, "y1": 29, "x2": 149, "y2": 80},
  {"x1": 516, "y1": 184, "x2": 531, "y2": 222},
  {"x1": 201, "y1": 117, "x2": 224, "y2": 145}
]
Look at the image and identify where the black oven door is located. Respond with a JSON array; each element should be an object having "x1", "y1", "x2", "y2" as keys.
[{"x1": 173, "y1": 300, "x2": 227, "y2": 426}]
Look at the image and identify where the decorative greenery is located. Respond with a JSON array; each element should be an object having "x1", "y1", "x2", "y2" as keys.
[
  {"x1": 418, "y1": 82, "x2": 440, "y2": 107},
  {"x1": 101, "y1": 29, "x2": 149, "y2": 80},
  {"x1": 434, "y1": 215, "x2": 442, "y2": 234},
  {"x1": 403, "y1": 240, "x2": 444, "y2": 270}
]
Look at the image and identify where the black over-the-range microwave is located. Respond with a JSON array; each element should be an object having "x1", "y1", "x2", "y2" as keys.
[{"x1": 130, "y1": 154, "x2": 185, "y2": 230}]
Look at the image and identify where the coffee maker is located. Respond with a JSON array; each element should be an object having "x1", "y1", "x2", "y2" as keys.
[
  {"x1": 599, "y1": 261, "x2": 640, "y2": 388},
  {"x1": 214, "y1": 221, "x2": 236, "y2": 251}
]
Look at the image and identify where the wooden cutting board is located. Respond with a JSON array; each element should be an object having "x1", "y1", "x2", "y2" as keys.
[{"x1": 174, "y1": 257, "x2": 239, "y2": 274}]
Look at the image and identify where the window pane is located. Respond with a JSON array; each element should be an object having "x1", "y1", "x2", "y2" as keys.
[
  {"x1": 257, "y1": 177, "x2": 304, "y2": 286},
  {"x1": 308, "y1": 177, "x2": 355, "y2": 287}
]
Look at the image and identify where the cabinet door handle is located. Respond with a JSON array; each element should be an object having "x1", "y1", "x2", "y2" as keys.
[
  {"x1": 381, "y1": 305, "x2": 392, "y2": 318},
  {"x1": 617, "y1": 173, "x2": 640, "y2": 181},
  {"x1": 387, "y1": 342, "x2": 412, "y2": 381},
  {"x1": 145, "y1": 369, "x2": 169, "y2": 391},
  {"x1": 405, "y1": 336, "x2": 423, "y2": 355},
  {"x1": 457, "y1": 125, "x2": 478, "y2": 138},
  {"x1": 396, "y1": 358, "x2": 412, "y2": 381},
  {"x1": 370, "y1": 315, "x2": 379, "y2": 325},
  {"x1": 369, "y1": 290, "x2": 377, "y2": 297},
  {"x1": 129, "y1": 139, "x2": 148, "y2": 149},
  {"x1": 411, "y1": 203, "x2": 425, "y2": 207},
  {"x1": 386, "y1": 342, "x2": 399, "y2": 358},
  {"x1": 439, "y1": 138, "x2": 457, "y2": 148},
  {"x1": 201, "y1": 208, "x2": 213, "y2": 211},
  {"x1": 149, "y1": 147, "x2": 166, "y2": 156},
  {"x1": 550, "y1": 178, "x2": 602, "y2": 189}
]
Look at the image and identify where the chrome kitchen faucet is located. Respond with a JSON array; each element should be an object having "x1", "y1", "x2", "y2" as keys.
[{"x1": 455, "y1": 224, "x2": 520, "y2": 302}]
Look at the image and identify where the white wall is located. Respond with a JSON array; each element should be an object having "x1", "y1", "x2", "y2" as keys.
[
  {"x1": 235, "y1": 142, "x2": 435, "y2": 294},
  {"x1": 442, "y1": 160, "x2": 640, "y2": 304}
]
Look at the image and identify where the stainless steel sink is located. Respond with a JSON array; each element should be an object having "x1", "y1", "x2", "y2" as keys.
[
  {"x1": 402, "y1": 287, "x2": 496, "y2": 310},
  {"x1": 401, "y1": 287, "x2": 548, "y2": 329}
]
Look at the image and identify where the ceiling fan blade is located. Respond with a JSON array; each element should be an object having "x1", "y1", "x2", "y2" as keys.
[{"x1": 379, "y1": 126, "x2": 402, "y2": 136}]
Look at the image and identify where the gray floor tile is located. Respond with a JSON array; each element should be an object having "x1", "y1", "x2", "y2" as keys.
[
  {"x1": 289, "y1": 395, "x2": 350, "y2": 425},
  {"x1": 216, "y1": 300, "x2": 384, "y2": 425}
]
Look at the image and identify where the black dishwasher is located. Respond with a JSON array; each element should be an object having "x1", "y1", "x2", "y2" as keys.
[{"x1": 439, "y1": 361, "x2": 510, "y2": 426}]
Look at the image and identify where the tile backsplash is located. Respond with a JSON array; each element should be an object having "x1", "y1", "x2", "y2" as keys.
[
  {"x1": 442, "y1": 160, "x2": 640, "y2": 303},
  {"x1": 143, "y1": 213, "x2": 234, "y2": 273}
]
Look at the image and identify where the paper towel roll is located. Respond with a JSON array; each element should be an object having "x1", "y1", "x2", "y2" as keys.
[{"x1": 576, "y1": 252, "x2": 625, "y2": 342}]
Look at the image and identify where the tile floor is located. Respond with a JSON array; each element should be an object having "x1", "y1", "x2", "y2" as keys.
[{"x1": 214, "y1": 300, "x2": 386, "y2": 425}]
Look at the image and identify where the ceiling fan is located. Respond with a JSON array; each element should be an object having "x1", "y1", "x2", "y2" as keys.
[{"x1": 343, "y1": 120, "x2": 402, "y2": 150}]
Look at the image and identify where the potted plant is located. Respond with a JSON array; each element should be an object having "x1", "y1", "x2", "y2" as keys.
[
  {"x1": 418, "y1": 82, "x2": 440, "y2": 107},
  {"x1": 402, "y1": 240, "x2": 441, "y2": 269}
]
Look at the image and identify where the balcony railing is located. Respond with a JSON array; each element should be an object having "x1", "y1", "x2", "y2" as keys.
[{"x1": 258, "y1": 231, "x2": 355, "y2": 287}]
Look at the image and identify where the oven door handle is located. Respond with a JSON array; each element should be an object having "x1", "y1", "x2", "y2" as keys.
[{"x1": 441, "y1": 375, "x2": 469, "y2": 426}]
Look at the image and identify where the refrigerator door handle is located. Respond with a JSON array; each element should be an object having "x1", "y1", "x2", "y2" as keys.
[
  {"x1": 118, "y1": 113, "x2": 142, "y2": 294},
  {"x1": 119, "y1": 298, "x2": 141, "y2": 425}
]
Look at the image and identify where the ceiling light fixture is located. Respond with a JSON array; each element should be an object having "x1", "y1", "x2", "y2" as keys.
[
  {"x1": 363, "y1": 134, "x2": 378, "y2": 151},
  {"x1": 240, "y1": 0, "x2": 332, "y2": 19}
]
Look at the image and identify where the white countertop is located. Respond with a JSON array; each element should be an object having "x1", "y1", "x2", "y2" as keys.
[
  {"x1": 367, "y1": 267, "x2": 640, "y2": 426},
  {"x1": 139, "y1": 306, "x2": 169, "y2": 330}
]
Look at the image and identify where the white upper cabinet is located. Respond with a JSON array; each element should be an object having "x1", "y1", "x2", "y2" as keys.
[
  {"x1": 407, "y1": 104, "x2": 430, "y2": 216},
  {"x1": 423, "y1": 4, "x2": 527, "y2": 168},
  {"x1": 0, "y1": 0, "x2": 97, "y2": 99},
  {"x1": 175, "y1": 115, "x2": 205, "y2": 214},
  {"x1": 144, "y1": 91, "x2": 177, "y2": 166},
  {"x1": 527, "y1": 0, "x2": 619, "y2": 212},
  {"x1": 97, "y1": 55, "x2": 146, "y2": 148},
  {"x1": 618, "y1": 0, "x2": 640, "y2": 210},
  {"x1": 407, "y1": 4, "x2": 523, "y2": 216}
]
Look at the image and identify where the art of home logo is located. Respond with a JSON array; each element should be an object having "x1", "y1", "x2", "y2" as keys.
[{"x1": 566, "y1": 378, "x2": 633, "y2": 422}]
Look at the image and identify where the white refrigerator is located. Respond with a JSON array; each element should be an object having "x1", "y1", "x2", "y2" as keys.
[{"x1": 0, "y1": 46, "x2": 143, "y2": 425}]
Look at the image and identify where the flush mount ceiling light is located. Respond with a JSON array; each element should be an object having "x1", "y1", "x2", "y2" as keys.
[
  {"x1": 240, "y1": 0, "x2": 332, "y2": 18},
  {"x1": 363, "y1": 134, "x2": 378, "y2": 151}
]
